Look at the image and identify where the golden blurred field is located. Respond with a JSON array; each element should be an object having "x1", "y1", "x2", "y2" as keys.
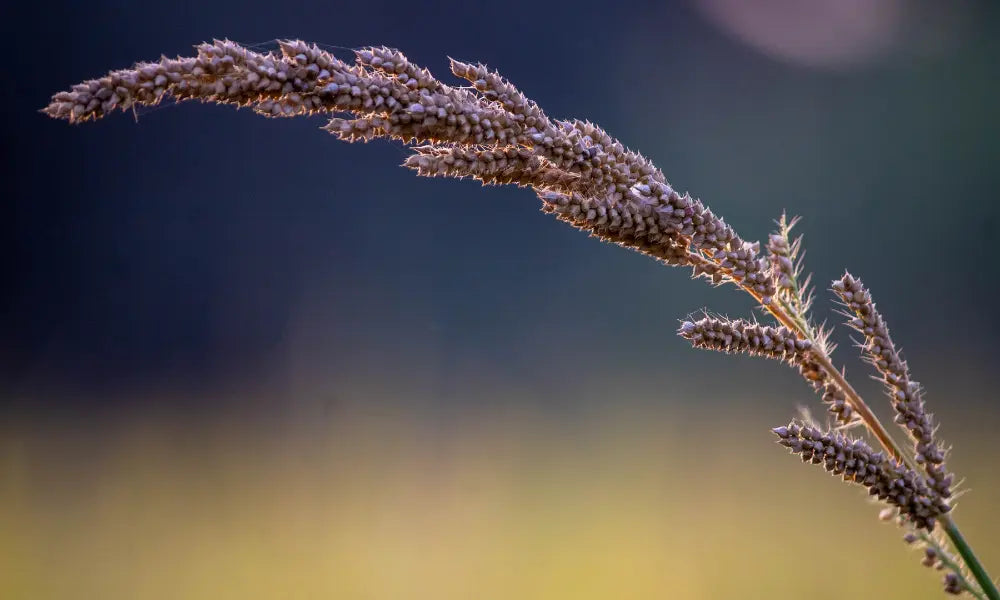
[{"x1": 2, "y1": 393, "x2": 998, "y2": 600}]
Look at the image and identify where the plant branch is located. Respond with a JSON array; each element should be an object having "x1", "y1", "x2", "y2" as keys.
[
  {"x1": 43, "y1": 40, "x2": 997, "y2": 598},
  {"x1": 736, "y1": 265, "x2": 999, "y2": 600}
]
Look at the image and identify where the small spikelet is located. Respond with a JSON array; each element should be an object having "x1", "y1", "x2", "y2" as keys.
[
  {"x1": 767, "y1": 212, "x2": 812, "y2": 313},
  {"x1": 943, "y1": 572, "x2": 965, "y2": 595},
  {"x1": 356, "y1": 46, "x2": 441, "y2": 92},
  {"x1": 322, "y1": 116, "x2": 390, "y2": 142}
]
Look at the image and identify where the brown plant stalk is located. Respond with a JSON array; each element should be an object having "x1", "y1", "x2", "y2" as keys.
[{"x1": 43, "y1": 39, "x2": 998, "y2": 599}]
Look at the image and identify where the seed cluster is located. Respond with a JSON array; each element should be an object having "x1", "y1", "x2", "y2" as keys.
[
  {"x1": 403, "y1": 146, "x2": 581, "y2": 189},
  {"x1": 678, "y1": 317, "x2": 810, "y2": 363},
  {"x1": 767, "y1": 231, "x2": 796, "y2": 294},
  {"x1": 833, "y1": 274, "x2": 952, "y2": 500},
  {"x1": 43, "y1": 39, "x2": 775, "y2": 298},
  {"x1": 678, "y1": 317, "x2": 856, "y2": 425},
  {"x1": 765, "y1": 213, "x2": 809, "y2": 309},
  {"x1": 773, "y1": 423, "x2": 949, "y2": 530}
]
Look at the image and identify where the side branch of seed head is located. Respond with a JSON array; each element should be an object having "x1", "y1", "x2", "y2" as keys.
[
  {"x1": 900, "y1": 529, "x2": 977, "y2": 596},
  {"x1": 678, "y1": 317, "x2": 811, "y2": 362},
  {"x1": 678, "y1": 316, "x2": 857, "y2": 425},
  {"x1": 833, "y1": 273, "x2": 953, "y2": 501},
  {"x1": 773, "y1": 423, "x2": 949, "y2": 530},
  {"x1": 766, "y1": 212, "x2": 813, "y2": 315}
]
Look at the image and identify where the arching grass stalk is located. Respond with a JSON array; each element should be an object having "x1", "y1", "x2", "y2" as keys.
[{"x1": 43, "y1": 39, "x2": 999, "y2": 598}]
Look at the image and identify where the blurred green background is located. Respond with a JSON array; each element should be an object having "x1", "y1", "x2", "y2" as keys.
[{"x1": 4, "y1": 0, "x2": 1000, "y2": 598}]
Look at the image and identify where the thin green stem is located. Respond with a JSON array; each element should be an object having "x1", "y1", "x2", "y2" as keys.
[{"x1": 945, "y1": 518, "x2": 1000, "y2": 600}]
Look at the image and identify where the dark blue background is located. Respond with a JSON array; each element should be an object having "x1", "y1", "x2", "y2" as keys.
[{"x1": 5, "y1": 0, "x2": 1000, "y2": 421}]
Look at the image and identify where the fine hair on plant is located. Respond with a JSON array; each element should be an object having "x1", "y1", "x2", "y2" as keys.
[{"x1": 43, "y1": 39, "x2": 999, "y2": 598}]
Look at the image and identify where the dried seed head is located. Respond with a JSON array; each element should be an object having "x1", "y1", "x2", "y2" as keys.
[
  {"x1": 766, "y1": 212, "x2": 810, "y2": 312},
  {"x1": 833, "y1": 273, "x2": 952, "y2": 500},
  {"x1": 678, "y1": 317, "x2": 809, "y2": 364},
  {"x1": 681, "y1": 317, "x2": 855, "y2": 426},
  {"x1": 43, "y1": 39, "x2": 776, "y2": 297},
  {"x1": 772, "y1": 422, "x2": 948, "y2": 530}
]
